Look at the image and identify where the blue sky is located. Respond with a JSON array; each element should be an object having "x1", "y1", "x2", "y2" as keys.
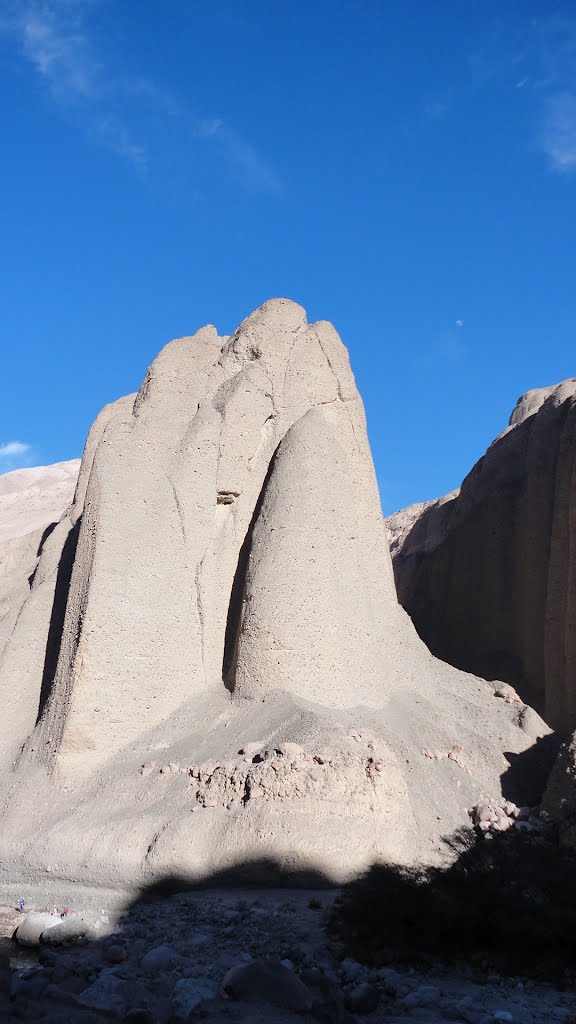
[{"x1": 1, "y1": 0, "x2": 575, "y2": 514}]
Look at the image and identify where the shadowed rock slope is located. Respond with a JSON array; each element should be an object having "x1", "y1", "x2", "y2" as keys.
[
  {"x1": 0, "y1": 301, "x2": 548, "y2": 890},
  {"x1": 387, "y1": 378, "x2": 576, "y2": 734}
]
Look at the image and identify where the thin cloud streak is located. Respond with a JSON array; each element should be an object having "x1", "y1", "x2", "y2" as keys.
[
  {"x1": 20, "y1": 1, "x2": 99, "y2": 102},
  {"x1": 1, "y1": 0, "x2": 147, "y2": 170},
  {"x1": 464, "y1": 12, "x2": 576, "y2": 174},
  {"x1": 1, "y1": 1, "x2": 280, "y2": 189},
  {"x1": 542, "y1": 92, "x2": 576, "y2": 171},
  {"x1": 197, "y1": 120, "x2": 282, "y2": 193},
  {"x1": 529, "y1": 14, "x2": 576, "y2": 172}
]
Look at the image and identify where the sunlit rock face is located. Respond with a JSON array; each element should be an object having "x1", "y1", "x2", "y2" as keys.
[
  {"x1": 0, "y1": 301, "x2": 547, "y2": 889},
  {"x1": 388, "y1": 379, "x2": 576, "y2": 734},
  {"x1": 0, "y1": 459, "x2": 79, "y2": 752}
]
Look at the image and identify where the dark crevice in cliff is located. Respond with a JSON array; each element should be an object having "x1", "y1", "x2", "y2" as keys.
[
  {"x1": 36, "y1": 520, "x2": 80, "y2": 724},
  {"x1": 222, "y1": 451, "x2": 278, "y2": 693}
]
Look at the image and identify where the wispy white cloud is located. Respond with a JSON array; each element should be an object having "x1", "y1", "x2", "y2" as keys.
[
  {"x1": 534, "y1": 16, "x2": 576, "y2": 172},
  {"x1": 542, "y1": 92, "x2": 576, "y2": 171},
  {"x1": 1, "y1": 0, "x2": 147, "y2": 170},
  {"x1": 464, "y1": 11, "x2": 576, "y2": 174},
  {"x1": 0, "y1": 442, "x2": 34, "y2": 470},
  {"x1": 0, "y1": 442, "x2": 31, "y2": 459},
  {"x1": 0, "y1": 1, "x2": 279, "y2": 189},
  {"x1": 197, "y1": 120, "x2": 282, "y2": 192},
  {"x1": 19, "y1": 0, "x2": 99, "y2": 102}
]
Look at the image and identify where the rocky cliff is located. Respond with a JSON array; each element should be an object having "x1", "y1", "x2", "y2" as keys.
[
  {"x1": 387, "y1": 378, "x2": 576, "y2": 734},
  {"x1": 0, "y1": 301, "x2": 548, "y2": 890}
]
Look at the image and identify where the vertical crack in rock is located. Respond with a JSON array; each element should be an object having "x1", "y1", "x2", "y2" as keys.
[
  {"x1": 222, "y1": 451, "x2": 278, "y2": 693},
  {"x1": 36, "y1": 520, "x2": 80, "y2": 725},
  {"x1": 313, "y1": 328, "x2": 345, "y2": 402},
  {"x1": 167, "y1": 476, "x2": 187, "y2": 546},
  {"x1": 195, "y1": 558, "x2": 208, "y2": 688}
]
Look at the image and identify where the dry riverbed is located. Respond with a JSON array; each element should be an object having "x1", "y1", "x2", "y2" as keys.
[{"x1": 0, "y1": 887, "x2": 575, "y2": 1023}]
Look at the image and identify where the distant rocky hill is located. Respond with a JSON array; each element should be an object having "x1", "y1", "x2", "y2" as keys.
[
  {"x1": 0, "y1": 460, "x2": 79, "y2": 543},
  {"x1": 0, "y1": 302, "x2": 548, "y2": 890},
  {"x1": 0, "y1": 460, "x2": 79, "y2": 676},
  {"x1": 387, "y1": 379, "x2": 576, "y2": 734}
]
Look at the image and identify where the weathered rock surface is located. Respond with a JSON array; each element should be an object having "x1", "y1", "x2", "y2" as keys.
[
  {"x1": 0, "y1": 460, "x2": 79, "y2": 758},
  {"x1": 0, "y1": 300, "x2": 549, "y2": 887},
  {"x1": 0, "y1": 461, "x2": 79, "y2": 544},
  {"x1": 0, "y1": 463, "x2": 79, "y2": 653},
  {"x1": 542, "y1": 731, "x2": 576, "y2": 848},
  {"x1": 387, "y1": 379, "x2": 576, "y2": 733}
]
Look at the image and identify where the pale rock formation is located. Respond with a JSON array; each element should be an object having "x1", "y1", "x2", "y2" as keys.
[
  {"x1": 0, "y1": 461, "x2": 79, "y2": 752},
  {"x1": 230, "y1": 405, "x2": 399, "y2": 706},
  {"x1": 387, "y1": 379, "x2": 576, "y2": 733},
  {"x1": 0, "y1": 461, "x2": 79, "y2": 543},
  {"x1": 0, "y1": 301, "x2": 550, "y2": 888},
  {"x1": 387, "y1": 491, "x2": 459, "y2": 562}
]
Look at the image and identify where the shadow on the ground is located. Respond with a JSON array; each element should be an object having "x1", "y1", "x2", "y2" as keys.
[
  {"x1": 2, "y1": 731, "x2": 575, "y2": 1020},
  {"x1": 2, "y1": 823, "x2": 576, "y2": 1022},
  {"x1": 329, "y1": 824, "x2": 576, "y2": 986}
]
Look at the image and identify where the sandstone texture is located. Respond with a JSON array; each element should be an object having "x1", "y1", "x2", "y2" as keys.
[
  {"x1": 0, "y1": 460, "x2": 79, "y2": 707},
  {"x1": 0, "y1": 300, "x2": 549, "y2": 889},
  {"x1": 387, "y1": 379, "x2": 576, "y2": 734},
  {"x1": 542, "y1": 731, "x2": 576, "y2": 849}
]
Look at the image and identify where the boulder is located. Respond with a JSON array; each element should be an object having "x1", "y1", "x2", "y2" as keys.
[
  {"x1": 141, "y1": 944, "x2": 181, "y2": 972},
  {"x1": 40, "y1": 915, "x2": 87, "y2": 944},
  {"x1": 78, "y1": 970, "x2": 130, "y2": 1013},
  {"x1": 14, "y1": 912, "x2": 59, "y2": 947},
  {"x1": 221, "y1": 959, "x2": 313, "y2": 1011},
  {"x1": 171, "y1": 978, "x2": 217, "y2": 1020}
]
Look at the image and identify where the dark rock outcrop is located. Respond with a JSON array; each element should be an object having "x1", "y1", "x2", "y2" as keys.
[{"x1": 387, "y1": 378, "x2": 576, "y2": 733}]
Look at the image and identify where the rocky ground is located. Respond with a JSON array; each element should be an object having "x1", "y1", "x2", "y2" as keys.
[{"x1": 1, "y1": 886, "x2": 575, "y2": 1023}]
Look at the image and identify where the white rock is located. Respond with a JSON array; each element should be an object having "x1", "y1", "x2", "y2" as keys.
[{"x1": 14, "y1": 912, "x2": 59, "y2": 947}]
